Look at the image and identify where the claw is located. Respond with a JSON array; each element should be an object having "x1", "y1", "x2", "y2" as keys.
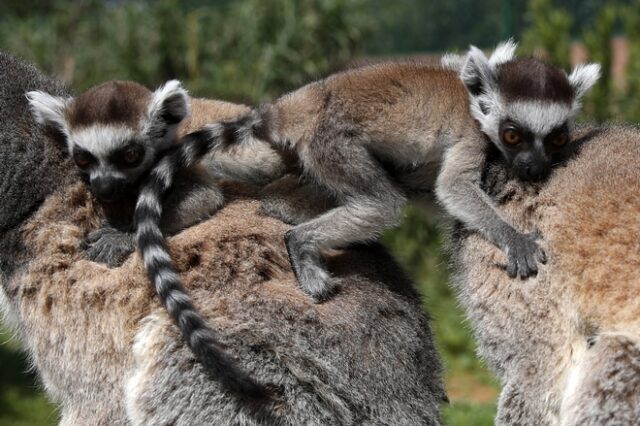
[{"x1": 538, "y1": 248, "x2": 547, "y2": 264}]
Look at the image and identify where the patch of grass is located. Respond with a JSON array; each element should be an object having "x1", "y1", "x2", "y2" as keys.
[
  {"x1": 443, "y1": 400, "x2": 497, "y2": 425},
  {"x1": 0, "y1": 325, "x2": 58, "y2": 426}
]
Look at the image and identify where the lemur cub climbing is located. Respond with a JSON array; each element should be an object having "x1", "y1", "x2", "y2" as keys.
[
  {"x1": 27, "y1": 81, "x2": 265, "y2": 396},
  {"x1": 141, "y1": 41, "x2": 600, "y2": 302}
]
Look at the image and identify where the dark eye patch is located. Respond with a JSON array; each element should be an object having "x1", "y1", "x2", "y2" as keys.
[
  {"x1": 544, "y1": 122, "x2": 570, "y2": 145},
  {"x1": 72, "y1": 148, "x2": 96, "y2": 170},
  {"x1": 109, "y1": 141, "x2": 145, "y2": 169}
]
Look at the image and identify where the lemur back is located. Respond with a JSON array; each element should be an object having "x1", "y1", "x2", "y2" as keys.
[
  {"x1": 142, "y1": 40, "x2": 600, "y2": 302},
  {"x1": 27, "y1": 81, "x2": 267, "y2": 396}
]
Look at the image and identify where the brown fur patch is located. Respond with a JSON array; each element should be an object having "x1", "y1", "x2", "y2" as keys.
[
  {"x1": 497, "y1": 58, "x2": 574, "y2": 104},
  {"x1": 178, "y1": 98, "x2": 251, "y2": 136},
  {"x1": 67, "y1": 81, "x2": 152, "y2": 130}
]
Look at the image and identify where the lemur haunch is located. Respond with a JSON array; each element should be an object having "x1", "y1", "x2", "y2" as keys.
[
  {"x1": 26, "y1": 81, "x2": 266, "y2": 396},
  {"x1": 144, "y1": 41, "x2": 600, "y2": 302}
]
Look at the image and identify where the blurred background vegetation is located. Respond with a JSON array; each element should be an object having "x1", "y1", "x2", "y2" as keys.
[{"x1": 1, "y1": 0, "x2": 639, "y2": 424}]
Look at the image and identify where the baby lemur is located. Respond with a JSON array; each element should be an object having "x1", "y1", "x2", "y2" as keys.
[
  {"x1": 27, "y1": 80, "x2": 265, "y2": 396},
  {"x1": 148, "y1": 41, "x2": 600, "y2": 303}
]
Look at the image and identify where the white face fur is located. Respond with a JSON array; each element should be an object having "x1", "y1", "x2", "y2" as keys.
[
  {"x1": 456, "y1": 40, "x2": 601, "y2": 180},
  {"x1": 26, "y1": 80, "x2": 190, "y2": 202}
]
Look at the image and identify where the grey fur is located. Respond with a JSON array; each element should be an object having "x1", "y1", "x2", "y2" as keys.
[
  {"x1": 259, "y1": 174, "x2": 338, "y2": 225},
  {"x1": 450, "y1": 126, "x2": 640, "y2": 425},
  {"x1": 0, "y1": 52, "x2": 446, "y2": 424}
]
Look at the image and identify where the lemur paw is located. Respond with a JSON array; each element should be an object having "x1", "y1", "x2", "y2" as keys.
[
  {"x1": 284, "y1": 230, "x2": 336, "y2": 303},
  {"x1": 85, "y1": 227, "x2": 136, "y2": 268},
  {"x1": 505, "y1": 231, "x2": 546, "y2": 279}
]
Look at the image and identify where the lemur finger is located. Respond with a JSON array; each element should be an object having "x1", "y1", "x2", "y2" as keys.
[
  {"x1": 531, "y1": 230, "x2": 543, "y2": 241},
  {"x1": 85, "y1": 244, "x2": 101, "y2": 261},
  {"x1": 525, "y1": 255, "x2": 538, "y2": 276},
  {"x1": 507, "y1": 257, "x2": 518, "y2": 278},
  {"x1": 537, "y1": 248, "x2": 547, "y2": 264},
  {"x1": 85, "y1": 231, "x2": 104, "y2": 244},
  {"x1": 517, "y1": 259, "x2": 531, "y2": 279}
]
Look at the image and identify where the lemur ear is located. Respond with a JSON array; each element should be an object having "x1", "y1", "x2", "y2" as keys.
[
  {"x1": 488, "y1": 38, "x2": 517, "y2": 66},
  {"x1": 148, "y1": 80, "x2": 190, "y2": 128},
  {"x1": 568, "y1": 63, "x2": 601, "y2": 100},
  {"x1": 460, "y1": 46, "x2": 497, "y2": 97},
  {"x1": 25, "y1": 91, "x2": 71, "y2": 135}
]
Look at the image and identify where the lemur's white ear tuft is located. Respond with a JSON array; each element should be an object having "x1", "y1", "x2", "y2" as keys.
[
  {"x1": 441, "y1": 53, "x2": 466, "y2": 71},
  {"x1": 489, "y1": 38, "x2": 518, "y2": 66},
  {"x1": 568, "y1": 63, "x2": 601, "y2": 100},
  {"x1": 148, "y1": 79, "x2": 190, "y2": 126},
  {"x1": 25, "y1": 91, "x2": 70, "y2": 133},
  {"x1": 460, "y1": 46, "x2": 497, "y2": 97}
]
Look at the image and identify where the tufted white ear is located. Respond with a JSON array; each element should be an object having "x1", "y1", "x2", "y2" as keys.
[
  {"x1": 488, "y1": 38, "x2": 518, "y2": 66},
  {"x1": 460, "y1": 46, "x2": 497, "y2": 97},
  {"x1": 148, "y1": 80, "x2": 190, "y2": 126},
  {"x1": 568, "y1": 63, "x2": 601, "y2": 101},
  {"x1": 25, "y1": 91, "x2": 71, "y2": 135}
]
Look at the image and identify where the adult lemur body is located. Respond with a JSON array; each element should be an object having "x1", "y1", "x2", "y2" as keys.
[
  {"x1": 146, "y1": 42, "x2": 600, "y2": 302},
  {"x1": 27, "y1": 81, "x2": 268, "y2": 396}
]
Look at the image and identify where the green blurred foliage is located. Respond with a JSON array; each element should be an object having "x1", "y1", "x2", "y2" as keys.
[
  {"x1": 0, "y1": 326, "x2": 58, "y2": 426},
  {"x1": 0, "y1": 0, "x2": 370, "y2": 102},
  {"x1": 520, "y1": 0, "x2": 640, "y2": 124},
  {"x1": 521, "y1": 0, "x2": 573, "y2": 68},
  {"x1": 2, "y1": 0, "x2": 640, "y2": 425}
]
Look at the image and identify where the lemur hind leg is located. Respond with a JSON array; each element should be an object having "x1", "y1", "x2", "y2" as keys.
[
  {"x1": 259, "y1": 174, "x2": 338, "y2": 225},
  {"x1": 285, "y1": 141, "x2": 407, "y2": 302}
]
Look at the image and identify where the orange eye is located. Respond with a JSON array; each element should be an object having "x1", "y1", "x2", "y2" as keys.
[
  {"x1": 502, "y1": 128, "x2": 522, "y2": 145},
  {"x1": 124, "y1": 148, "x2": 141, "y2": 164},
  {"x1": 553, "y1": 133, "x2": 569, "y2": 147}
]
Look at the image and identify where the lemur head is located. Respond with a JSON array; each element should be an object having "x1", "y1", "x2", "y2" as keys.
[
  {"x1": 27, "y1": 80, "x2": 189, "y2": 202},
  {"x1": 459, "y1": 40, "x2": 600, "y2": 181}
]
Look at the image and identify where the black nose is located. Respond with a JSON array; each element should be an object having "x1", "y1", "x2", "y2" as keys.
[
  {"x1": 523, "y1": 163, "x2": 550, "y2": 181},
  {"x1": 91, "y1": 177, "x2": 119, "y2": 202}
]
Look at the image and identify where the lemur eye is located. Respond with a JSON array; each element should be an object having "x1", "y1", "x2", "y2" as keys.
[
  {"x1": 73, "y1": 151, "x2": 94, "y2": 169},
  {"x1": 502, "y1": 128, "x2": 522, "y2": 145},
  {"x1": 552, "y1": 133, "x2": 569, "y2": 147},
  {"x1": 123, "y1": 148, "x2": 142, "y2": 165}
]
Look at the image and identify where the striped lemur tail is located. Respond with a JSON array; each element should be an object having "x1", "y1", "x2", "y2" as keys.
[{"x1": 134, "y1": 109, "x2": 271, "y2": 397}]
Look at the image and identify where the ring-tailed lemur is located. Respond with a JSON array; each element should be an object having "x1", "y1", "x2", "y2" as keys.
[
  {"x1": 26, "y1": 80, "x2": 266, "y2": 396},
  {"x1": 136, "y1": 41, "x2": 600, "y2": 302}
]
